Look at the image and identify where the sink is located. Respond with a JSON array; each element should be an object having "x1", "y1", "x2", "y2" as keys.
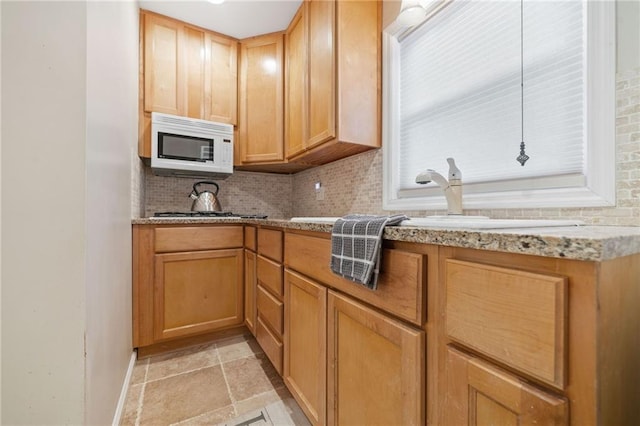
[
  {"x1": 399, "y1": 216, "x2": 584, "y2": 229},
  {"x1": 290, "y1": 217, "x2": 341, "y2": 224},
  {"x1": 290, "y1": 216, "x2": 584, "y2": 229}
]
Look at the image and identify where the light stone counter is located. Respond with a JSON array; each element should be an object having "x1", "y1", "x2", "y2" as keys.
[{"x1": 132, "y1": 217, "x2": 640, "y2": 262}]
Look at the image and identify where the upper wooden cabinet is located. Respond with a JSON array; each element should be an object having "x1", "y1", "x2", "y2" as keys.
[
  {"x1": 139, "y1": 3, "x2": 379, "y2": 167},
  {"x1": 306, "y1": 0, "x2": 335, "y2": 149},
  {"x1": 238, "y1": 33, "x2": 285, "y2": 164},
  {"x1": 285, "y1": 0, "x2": 381, "y2": 165},
  {"x1": 139, "y1": 10, "x2": 238, "y2": 158},
  {"x1": 143, "y1": 13, "x2": 182, "y2": 116},
  {"x1": 284, "y1": 6, "x2": 307, "y2": 159},
  {"x1": 204, "y1": 33, "x2": 238, "y2": 124}
]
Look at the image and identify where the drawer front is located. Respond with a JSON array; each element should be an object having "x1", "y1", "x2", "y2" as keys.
[
  {"x1": 257, "y1": 284, "x2": 284, "y2": 335},
  {"x1": 256, "y1": 316, "x2": 283, "y2": 374},
  {"x1": 257, "y1": 255, "x2": 284, "y2": 298},
  {"x1": 155, "y1": 226, "x2": 243, "y2": 253},
  {"x1": 445, "y1": 259, "x2": 567, "y2": 389},
  {"x1": 258, "y1": 228, "x2": 283, "y2": 262},
  {"x1": 244, "y1": 226, "x2": 257, "y2": 251},
  {"x1": 284, "y1": 232, "x2": 426, "y2": 326}
]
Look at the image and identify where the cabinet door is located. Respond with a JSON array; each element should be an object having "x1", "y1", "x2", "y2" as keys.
[
  {"x1": 244, "y1": 250, "x2": 257, "y2": 335},
  {"x1": 143, "y1": 13, "x2": 183, "y2": 115},
  {"x1": 444, "y1": 346, "x2": 568, "y2": 426},
  {"x1": 327, "y1": 291, "x2": 424, "y2": 426},
  {"x1": 284, "y1": 271, "x2": 327, "y2": 426},
  {"x1": 239, "y1": 33, "x2": 284, "y2": 163},
  {"x1": 285, "y1": 4, "x2": 307, "y2": 159},
  {"x1": 154, "y1": 249, "x2": 244, "y2": 341},
  {"x1": 205, "y1": 33, "x2": 238, "y2": 124},
  {"x1": 183, "y1": 26, "x2": 205, "y2": 119},
  {"x1": 307, "y1": 0, "x2": 336, "y2": 148}
]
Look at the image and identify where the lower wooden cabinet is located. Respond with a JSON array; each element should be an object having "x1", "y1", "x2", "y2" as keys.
[
  {"x1": 327, "y1": 291, "x2": 425, "y2": 426},
  {"x1": 244, "y1": 249, "x2": 257, "y2": 335},
  {"x1": 256, "y1": 316, "x2": 283, "y2": 373},
  {"x1": 133, "y1": 225, "x2": 245, "y2": 352},
  {"x1": 446, "y1": 259, "x2": 567, "y2": 389},
  {"x1": 282, "y1": 230, "x2": 426, "y2": 426},
  {"x1": 154, "y1": 249, "x2": 244, "y2": 341},
  {"x1": 284, "y1": 271, "x2": 327, "y2": 426},
  {"x1": 444, "y1": 346, "x2": 568, "y2": 425},
  {"x1": 257, "y1": 285, "x2": 283, "y2": 334},
  {"x1": 255, "y1": 228, "x2": 285, "y2": 374}
]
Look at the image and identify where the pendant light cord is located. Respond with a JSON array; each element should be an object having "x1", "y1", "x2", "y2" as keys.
[
  {"x1": 517, "y1": 0, "x2": 530, "y2": 166},
  {"x1": 521, "y1": 0, "x2": 524, "y2": 145}
]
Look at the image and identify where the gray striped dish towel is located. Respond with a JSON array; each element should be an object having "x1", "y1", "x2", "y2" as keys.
[{"x1": 330, "y1": 214, "x2": 409, "y2": 290}]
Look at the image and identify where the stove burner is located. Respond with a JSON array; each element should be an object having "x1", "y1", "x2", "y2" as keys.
[{"x1": 153, "y1": 211, "x2": 268, "y2": 219}]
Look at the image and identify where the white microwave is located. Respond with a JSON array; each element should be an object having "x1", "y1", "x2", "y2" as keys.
[{"x1": 151, "y1": 112, "x2": 234, "y2": 178}]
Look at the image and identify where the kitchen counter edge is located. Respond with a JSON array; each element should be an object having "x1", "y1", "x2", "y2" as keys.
[{"x1": 131, "y1": 217, "x2": 640, "y2": 262}]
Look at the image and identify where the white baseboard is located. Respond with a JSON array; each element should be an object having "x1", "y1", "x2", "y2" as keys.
[{"x1": 112, "y1": 351, "x2": 137, "y2": 426}]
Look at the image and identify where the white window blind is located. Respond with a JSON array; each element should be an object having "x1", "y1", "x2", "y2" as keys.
[{"x1": 398, "y1": 0, "x2": 585, "y2": 195}]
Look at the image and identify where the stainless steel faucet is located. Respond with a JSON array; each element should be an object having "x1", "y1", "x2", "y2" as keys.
[{"x1": 415, "y1": 158, "x2": 463, "y2": 215}]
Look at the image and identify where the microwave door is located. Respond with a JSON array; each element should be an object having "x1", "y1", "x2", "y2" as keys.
[{"x1": 158, "y1": 132, "x2": 214, "y2": 162}]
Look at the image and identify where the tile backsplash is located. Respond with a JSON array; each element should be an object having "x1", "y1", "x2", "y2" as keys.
[
  {"x1": 143, "y1": 169, "x2": 293, "y2": 218},
  {"x1": 141, "y1": 68, "x2": 639, "y2": 226}
]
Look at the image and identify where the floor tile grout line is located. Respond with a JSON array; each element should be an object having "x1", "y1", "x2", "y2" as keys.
[
  {"x1": 134, "y1": 357, "x2": 150, "y2": 426},
  {"x1": 235, "y1": 387, "x2": 287, "y2": 405},
  {"x1": 169, "y1": 404, "x2": 235, "y2": 426},
  {"x1": 216, "y1": 342, "x2": 239, "y2": 418},
  {"x1": 143, "y1": 361, "x2": 222, "y2": 384},
  {"x1": 142, "y1": 350, "x2": 261, "y2": 385}
]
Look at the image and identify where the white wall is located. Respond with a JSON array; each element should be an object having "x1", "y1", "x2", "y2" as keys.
[
  {"x1": 85, "y1": 1, "x2": 138, "y2": 424},
  {"x1": 1, "y1": 2, "x2": 88, "y2": 423},
  {"x1": 618, "y1": 0, "x2": 640, "y2": 71},
  {"x1": 1, "y1": 1, "x2": 137, "y2": 424},
  {"x1": 0, "y1": 1, "x2": 4, "y2": 421}
]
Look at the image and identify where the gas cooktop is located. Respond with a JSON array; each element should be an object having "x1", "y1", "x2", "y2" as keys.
[{"x1": 152, "y1": 211, "x2": 268, "y2": 219}]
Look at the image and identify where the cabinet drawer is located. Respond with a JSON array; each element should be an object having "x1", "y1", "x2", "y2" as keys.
[
  {"x1": 256, "y1": 316, "x2": 283, "y2": 374},
  {"x1": 155, "y1": 226, "x2": 243, "y2": 253},
  {"x1": 257, "y1": 284, "x2": 283, "y2": 335},
  {"x1": 284, "y1": 232, "x2": 426, "y2": 326},
  {"x1": 244, "y1": 226, "x2": 257, "y2": 251},
  {"x1": 257, "y1": 255, "x2": 283, "y2": 298},
  {"x1": 445, "y1": 259, "x2": 567, "y2": 389},
  {"x1": 258, "y1": 228, "x2": 283, "y2": 262}
]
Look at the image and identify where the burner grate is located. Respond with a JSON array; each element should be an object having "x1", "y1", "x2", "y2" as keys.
[{"x1": 153, "y1": 211, "x2": 267, "y2": 219}]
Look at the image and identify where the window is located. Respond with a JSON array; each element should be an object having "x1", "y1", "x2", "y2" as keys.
[{"x1": 383, "y1": 0, "x2": 616, "y2": 211}]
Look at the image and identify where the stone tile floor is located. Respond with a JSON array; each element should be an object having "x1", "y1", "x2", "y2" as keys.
[{"x1": 121, "y1": 334, "x2": 310, "y2": 426}]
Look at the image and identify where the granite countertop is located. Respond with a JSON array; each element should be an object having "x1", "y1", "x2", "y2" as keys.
[{"x1": 131, "y1": 217, "x2": 640, "y2": 262}]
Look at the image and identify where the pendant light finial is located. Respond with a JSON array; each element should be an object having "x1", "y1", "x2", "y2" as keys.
[{"x1": 517, "y1": 142, "x2": 529, "y2": 166}]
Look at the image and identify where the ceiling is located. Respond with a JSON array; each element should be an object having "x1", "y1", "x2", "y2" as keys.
[{"x1": 138, "y1": 0, "x2": 303, "y2": 40}]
